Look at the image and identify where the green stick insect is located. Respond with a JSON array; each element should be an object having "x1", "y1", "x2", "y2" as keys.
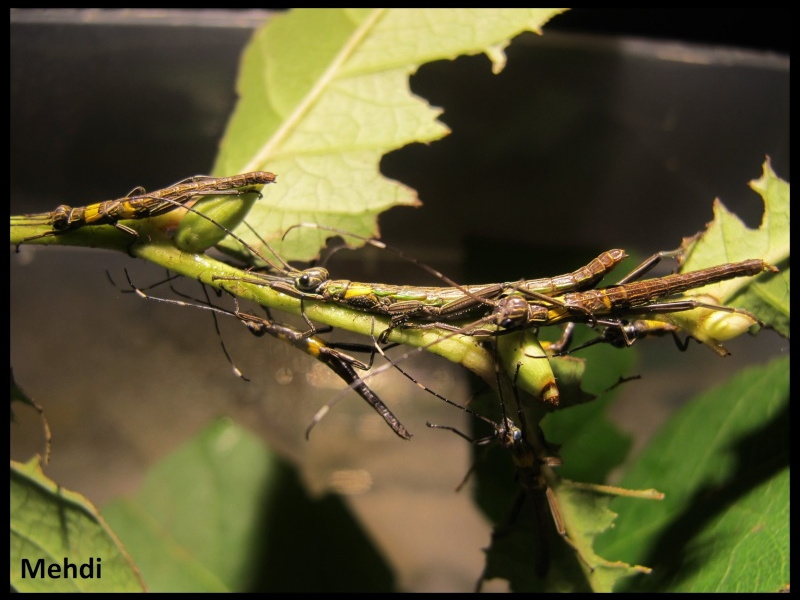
[{"x1": 215, "y1": 223, "x2": 629, "y2": 334}]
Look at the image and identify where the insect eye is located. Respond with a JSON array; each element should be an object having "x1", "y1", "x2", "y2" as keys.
[
  {"x1": 298, "y1": 274, "x2": 311, "y2": 288},
  {"x1": 296, "y1": 268, "x2": 327, "y2": 292}
]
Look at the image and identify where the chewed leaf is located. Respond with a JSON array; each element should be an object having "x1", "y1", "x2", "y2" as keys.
[
  {"x1": 681, "y1": 158, "x2": 789, "y2": 337},
  {"x1": 479, "y1": 476, "x2": 662, "y2": 592},
  {"x1": 558, "y1": 481, "x2": 664, "y2": 592},
  {"x1": 213, "y1": 8, "x2": 567, "y2": 263}
]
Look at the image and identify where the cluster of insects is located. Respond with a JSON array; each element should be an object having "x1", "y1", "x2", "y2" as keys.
[{"x1": 12, "y1": 171, "x2": 778, "y2": 586}]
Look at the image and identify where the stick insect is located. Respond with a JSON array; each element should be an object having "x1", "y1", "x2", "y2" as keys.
[
  {"x1": 226, "y1": 224, "x2": 639, "y2": 409},
  {"x1": 242, "y1": 225, "x2": 775, "y2": 406},
  {"x1": 424, "y1": 351, "x2": 586, "y2": 586},
  {"x1": 301, "y1": 248, "x2": 774, "y2": 410},
  {"x1": 228, "y1": 224, "x2": 773, "y2": 360},
  {"x1": 425, "y1": 355, "x2": 662, "y2": 589},
  {"x1": 215, "y1": 222, "x2": 629, "y2": 336},
  {"x1": 13, "y1": 171, "x2": 276, "y2": 253}
]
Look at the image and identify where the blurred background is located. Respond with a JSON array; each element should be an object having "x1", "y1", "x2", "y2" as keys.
[{"x1": 10, "y1": 8, "x2": 789, "y2": 592}]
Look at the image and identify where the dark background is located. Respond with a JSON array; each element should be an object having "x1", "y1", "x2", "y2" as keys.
[{"x1": 551, "y1": 9, "x2": 788, "y2": 54}]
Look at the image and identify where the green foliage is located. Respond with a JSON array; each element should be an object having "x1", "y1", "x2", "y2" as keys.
[
  {"x1": 9, "y1": 8, "x2": 789, "y2": 593},
  {"x1": 11, "y1": 457, "x2": 145, "y2": 592},
  {"x1": 598, "y1": 356, "x2": 789, "y2": 592},
  {"x1": 213, "y1": 8, "x2": 567, "y2": 263},
  {"x1": 101, "y1": 419, "x2": 394, "y2": 592}
]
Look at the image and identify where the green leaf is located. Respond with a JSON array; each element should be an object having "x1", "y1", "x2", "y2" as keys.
[
  {"x1": 101, "y1": 418, "x2": 394, "y2": 592},
  {"x1": 10, "y1": 457, "x2": 145, "y2": 592},
  {"x1": 478, "y1": 467, "x2": 663, "y2": 592},
  {"x1": 213, "y1": 8, "x2": 567, "y2": 263},
  {"x1": 681, "y1": 158, "x2": 790, "y2": 338},
  {"x1": 597, "y1": 356, "x2": 790, "y2": 592}
]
